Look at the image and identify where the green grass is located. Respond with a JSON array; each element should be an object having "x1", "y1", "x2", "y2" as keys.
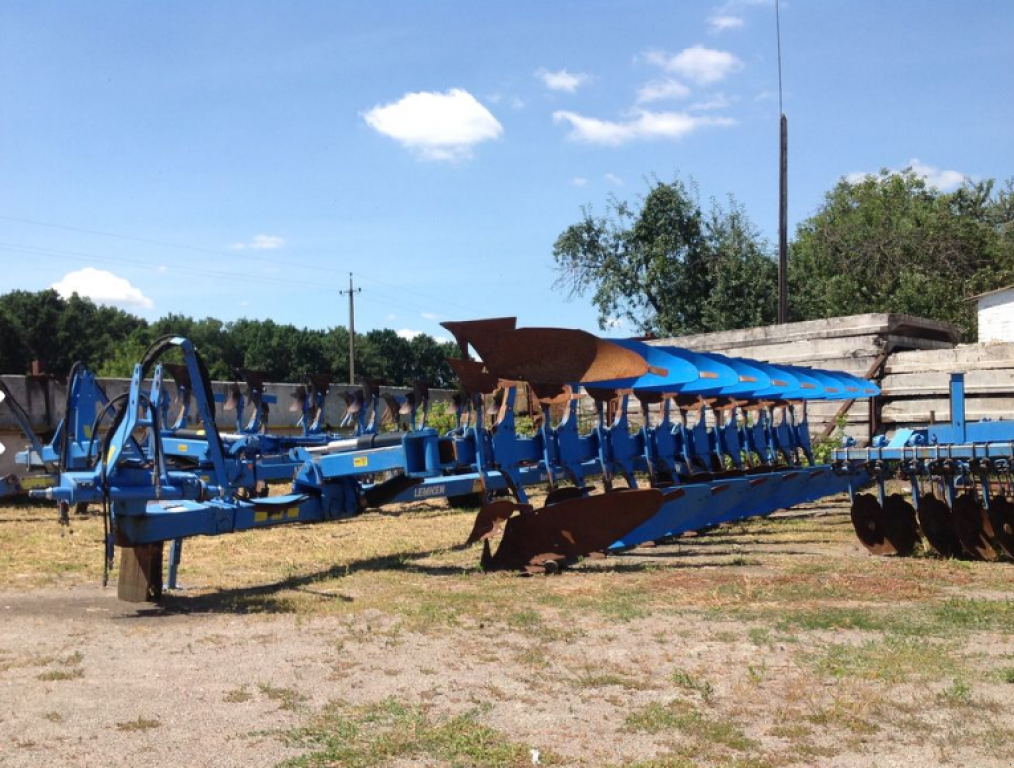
[
  {"x1": 624, "y1": 700, "x2": 756, "y2": 751},
  {"x1": 282, "y1": 698, "x2": 554, "y2": 768},
  {"x1": 930, "y1": 598, "x2": 1014, "y2": 632},
  {"x1": 116, "y1": 716, "x2": 161, "y2": 732},
  {"x1": 807, "y1": 634, "x2": 963, "y2": 683},
  {"x1": 258, "y1": 683, "x2": 306, "y2": 711},
  {"x1": 36, "y1": 668, "x2": 83, "y2": 682},
  {"x1": 670, "y1": 668, "x2": 714, "y2": 702}
]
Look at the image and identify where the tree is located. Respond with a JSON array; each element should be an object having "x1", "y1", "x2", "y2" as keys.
[
  {"x1": 789, "y1": 170, "x2": 1014, "y2": 338},
  {"x1": 553, "y1": 176, "x2": 777, "y2": 336}
]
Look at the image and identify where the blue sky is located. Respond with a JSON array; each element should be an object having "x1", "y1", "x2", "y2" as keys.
[{"x1": 2, "y1": 0, "x2": 1011, "y2": 342}]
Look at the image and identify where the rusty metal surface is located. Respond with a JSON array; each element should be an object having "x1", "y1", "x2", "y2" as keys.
[
  {"x1": 951, "y1": 492, "x2": 998, "y2": 561},
  {"x1": 543, "y1": 486, "x2": 588, "y2": 506},
  {"x1": 881, "y1": 494, "x2": 921, "y2": 556},
  {"x1": 986, "y1": 496, "x2": 1014, "y2": 558},
  {"x1": 916, "y1": 495, "x2": 963, "y2": 558},
  {"x1": 465, "y1": 498, "x2": 530, "y2": 545},
  {"x1": 479, "y1": 488, "x2": 664, "y2": 571},
  {"x1": 441, "y1": 317, "x2": 517, "y2": 359},
  {"x1": 850, "y1": 493, "x2": 919, "y2": 556},
  {"x1": 479, "y1": 328, "x2": 651, "y2": 386},
  {"x1": 446, "y1": 358, "x2": 499, "y2": 396}
]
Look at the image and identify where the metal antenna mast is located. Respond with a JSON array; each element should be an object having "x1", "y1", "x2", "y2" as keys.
[
  {"x1": 776, "y1": 0, "x2": 789, "y2": 324},
  {"x1": 339, "y1": 273, "x2": 362, "y2": 385}
]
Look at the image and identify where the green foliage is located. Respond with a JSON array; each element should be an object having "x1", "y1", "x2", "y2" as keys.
[
  {"x1": 810, "y1": 415, "x2": 848, "y2": 465},
  {"x1": 553, "y1": 175, "x2": 777, "y2": 335},
  {"x1": 283, "y1": 698, "x2": 550, "y2": 768},
  {"x1": 0, "y1": 289, "x2": 456, "y2": 387},
  {"x1": 790, "y1": 170, "x2": 1014, "y2": 339}
]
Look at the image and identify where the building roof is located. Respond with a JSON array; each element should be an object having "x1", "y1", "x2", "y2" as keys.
[{"x1": 968, "y1": 284, "x2": 1014, "y2": 301}]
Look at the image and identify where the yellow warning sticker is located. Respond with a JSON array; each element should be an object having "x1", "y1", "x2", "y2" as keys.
[
  {"x1": 353, "y1": 456, "x2": 368, "y2": 468},
  {"x1": 177, "y1": 444, "x2": 188, "y2": 453}
]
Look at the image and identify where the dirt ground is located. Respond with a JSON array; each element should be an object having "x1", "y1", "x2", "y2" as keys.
[{"x1": 2, "y1": 494, "x2": 1014, "y2": 768}]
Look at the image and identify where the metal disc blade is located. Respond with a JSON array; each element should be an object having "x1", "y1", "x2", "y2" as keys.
[
  {"x1": 482, "y1": 328, "x2": 651, "y2": 386},
  {"x1": 917, "y1": 494, "x2": 963, "y2": 558},
  {"x1": 850, "y1": 493, "x2": 893, "y2": 555},
  {"x1": 986, "y1": 496, "x2": 1014, "y2": 558},
  {"x1": 484, "y1": 489, "x2": 664, "y2": 570},
  {"x1": 951, "y1": 493, "x2": 998, "y2": 561},
  {"x1": 881, "y1": 494, "x2": 920, "y2": 556}
]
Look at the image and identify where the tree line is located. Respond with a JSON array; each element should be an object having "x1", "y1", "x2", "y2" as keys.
[
  {"x1": 554, "y1": 170, "x2": 1014, "y2": 340},
  {"x1": 4, "y1": 168, "x2": 1011, "y2": 384},
  {"x1": 0, "y1": 291, "x2": 459, "y2": 387}
]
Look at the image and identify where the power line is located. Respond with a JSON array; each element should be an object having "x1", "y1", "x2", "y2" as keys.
[
  {"x1": 0, "y1": 241, "x2": 335, "y2": 292},
  {"x1": 0, "y1": 212, "x2": 489, "y2": 316}
]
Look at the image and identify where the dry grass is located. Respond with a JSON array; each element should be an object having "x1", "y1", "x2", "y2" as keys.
[{"x1": 4, "y1": 491, "x2": 1014, "y2": 766}]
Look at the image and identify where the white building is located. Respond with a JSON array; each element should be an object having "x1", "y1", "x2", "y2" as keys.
[{"x1": 971, "y1": 285, "x2": 1014, "y2": 343}]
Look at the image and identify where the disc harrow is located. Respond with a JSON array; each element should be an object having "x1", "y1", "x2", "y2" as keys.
[
  {"x1": 834, "y1": 372, "x2": 1014, "y2": 561},
  {"x1": 25, "y1": 318, "x2": 881, "y2": 602}
]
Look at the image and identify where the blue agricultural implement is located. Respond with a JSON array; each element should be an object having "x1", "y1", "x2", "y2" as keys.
[
  {"x1": 1, "y1": 364, "x2": 110, "y2": 511},
  {"x1": 28, "y1": 318, "x2": 882, "y2": 602},
  {"x1": 834, "y1": 372, "x2": 1014, "y2": 561}
]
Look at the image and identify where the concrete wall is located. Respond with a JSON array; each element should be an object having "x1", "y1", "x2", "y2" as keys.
[
  {"x1": 652, "y1": 313, "x2": 962, "y2": 441},
  {"x1": 0, "y1": 376, "x2": 453, "y2": 476}
]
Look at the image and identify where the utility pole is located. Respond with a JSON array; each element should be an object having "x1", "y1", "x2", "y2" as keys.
[
  {"x1": 339, "y1": 273, "x2": 361, "y2": 385},
  {"x1": 776, "y1": 0, "x2": 789, "y2": 324}
]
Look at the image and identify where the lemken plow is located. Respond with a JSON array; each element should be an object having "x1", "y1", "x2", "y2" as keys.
[{"x1": 20, "y1": 317, "x2": 888, "y2": 602}]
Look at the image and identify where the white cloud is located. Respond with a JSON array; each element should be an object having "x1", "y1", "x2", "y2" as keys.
[
  {"x1": 536, "y1": 68, "x2": 591, "y2": 93},
  {"x1": 605, "y1": 173, "x2": 625, "y2": 186},
  {"x1": 433, "y1": 335, "x2": 453, "y2": 345},
  {"x1": 845, "y1": 159, "x2": 968, "y2": 192},
  {"x1": 397, "y1": 328, "x2": 423, "y2": 341},
  {"x1": 636, "y1": 78, "x2": 692, "y2": 104},
  {"x1": 690, "y1": 93, "x2": 738, "y2": 111},
  {"x1": 708, "y1": 14, "x2": 745, "y2": 32},
  {"x1": 420, "y1": 311, "x2": 440, "y2": 320},
  {"x1": 362, "y1": 88, "x2": 503, "y2": 161},
  {"x1": 572, "y1": 176, "x2": 588, "y2": 187},
  {"x1": 553, "y1": 109, "x2": 735, "y2": 146},
  {"x1": 52, "y1": 268, "x2": 153, "y2": 310},
  {"x1": 908, "y1": 159, "x2": 967, "y2": 191},
  {"x1": 156, "y1": 264, "x2": 168, "y2": 273},
  {"x1": 645, "y1": 45, "x2": 743, "y2": 85},
  {"x1": 232, "y1": 234, "x2": 285, "y2": 250}
]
